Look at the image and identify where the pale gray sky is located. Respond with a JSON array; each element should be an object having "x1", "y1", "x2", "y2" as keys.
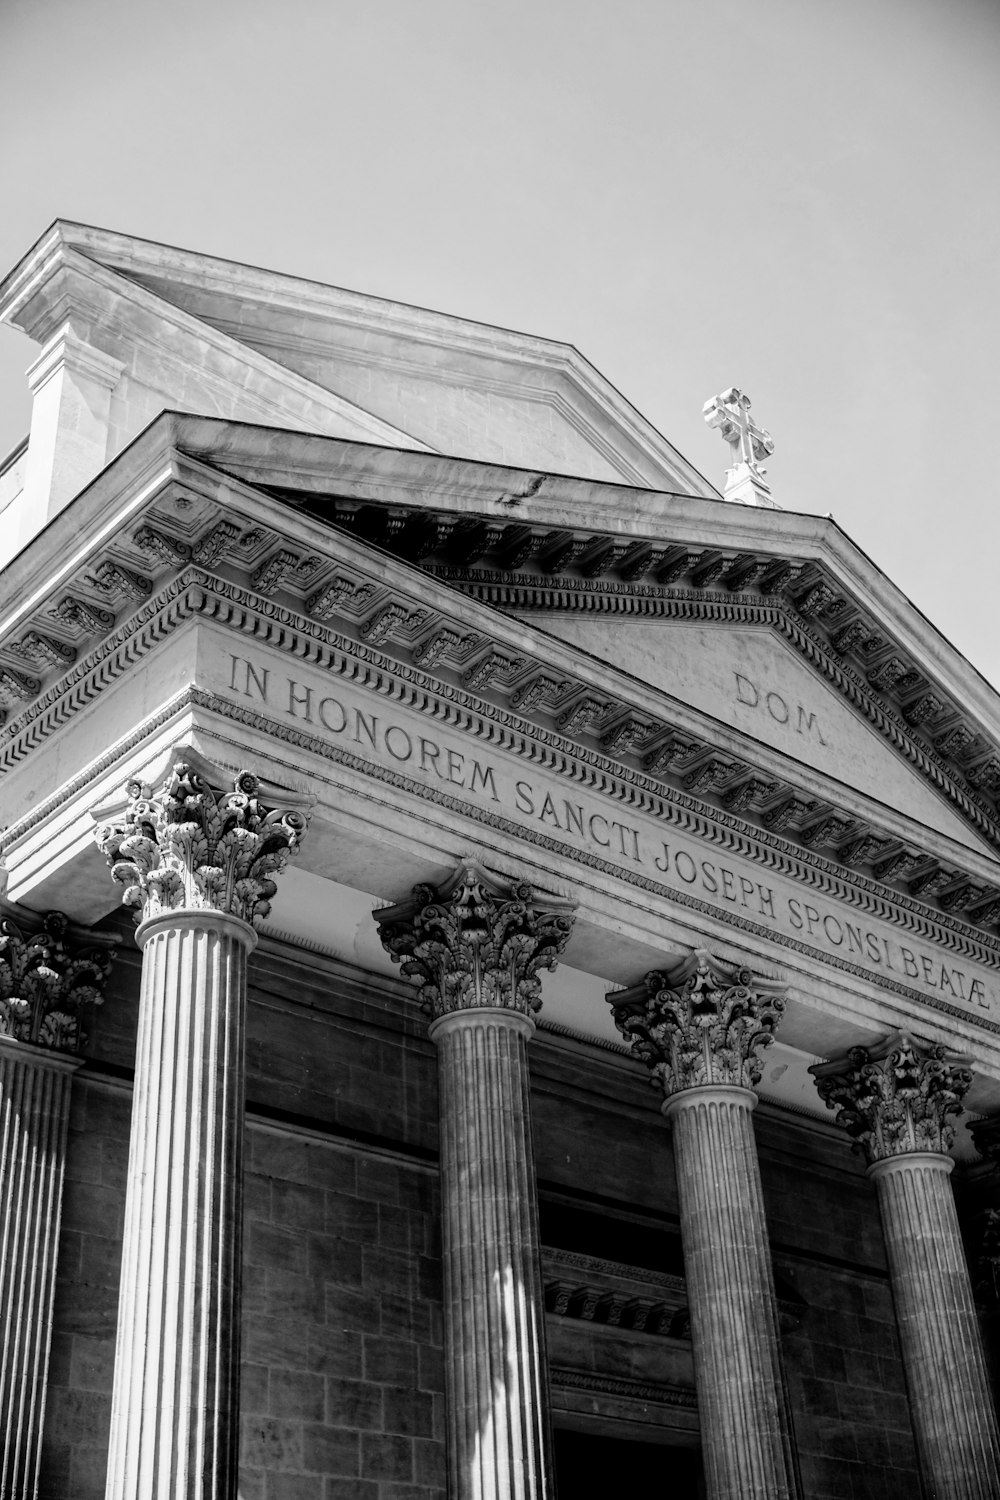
[{"x1": 2, "y1": 0, "x2": 999, "y2": 681}]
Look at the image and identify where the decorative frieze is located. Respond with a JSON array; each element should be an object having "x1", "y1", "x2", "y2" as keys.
[
  {"x1": 95, "y1": 761, "x2": 307, "y2": 926},
  {"x1": 608, "y1": 950, "x2": 786, "y2": 1099},
  {"x1": 374, "y1": 857, "x2": 575, "y2": 1020},
  {"x1": 810, "y1": 1032, "x2": 972, "y2": 1162}
]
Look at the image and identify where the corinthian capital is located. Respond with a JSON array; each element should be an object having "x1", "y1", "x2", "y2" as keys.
[
  {"x1": 95, "y1": 760, "x2": 309, "y2": 927},
  {"x1": 374, "y1": 857, "x2": 576, "y2": 1020},
  {"x1": 608, "y1": 950, "x2": 786, "y2": 1098},
  {"x1": 810, "y1": 1032, "x2": 972, "y2": 1163},
  {"x1": 0, "y1": 903, "x2": 116, "y2": 1054}
]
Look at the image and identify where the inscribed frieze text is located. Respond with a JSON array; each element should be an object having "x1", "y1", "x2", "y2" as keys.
[{"x1": 221, "y1": 650, "x2": 997, "y2": 1013}]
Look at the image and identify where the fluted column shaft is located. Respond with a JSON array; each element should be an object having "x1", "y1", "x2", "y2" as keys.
[
  {"x1": 430, "y1": 1008, "x2": 551, "y2": 1500},
  {"x1": 104, "y1": 910, "x2": 253, "y2": 1500},
  {"x1": 870, "y1": 1152, "x2": 1000, "y2": 1498},
  {"x1": 666, "y1": 1085, "x2": 799, "y2": 1500},
  {"x1": 0, "y1": 1040, "x2": 80, "y2": 1498}
]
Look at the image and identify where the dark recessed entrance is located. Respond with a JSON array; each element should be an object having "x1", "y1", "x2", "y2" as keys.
[{"x1": 553, "y1": 1429, "x2": 703, "y2": 1495}]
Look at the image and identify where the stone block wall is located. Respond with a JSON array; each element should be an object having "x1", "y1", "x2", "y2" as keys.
[{"x1": 36, "y1": 927, "x2": 930, "y2": 1498}]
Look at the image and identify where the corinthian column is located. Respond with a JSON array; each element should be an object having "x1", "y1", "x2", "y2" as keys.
[
  {"x1": 609, "y1": 952, "x2": 801, "y2": 1500},
  {"x1": 0, "y1": 906, "x2": 113, "y2": 1500},
  {"x1": 95, "y1": 760, "x2": 308, "y2": 1500},
  {"x1": 375, "y1": 859, "x2": 575, "y2": 1500},
  {"x1": 812, "y1": 1033, "x2": 1000, "y2": 1498}
]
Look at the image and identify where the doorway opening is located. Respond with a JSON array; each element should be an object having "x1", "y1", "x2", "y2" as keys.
[{"x1": 553, "y1": 1428, "x2": 704, "y2": 1495}]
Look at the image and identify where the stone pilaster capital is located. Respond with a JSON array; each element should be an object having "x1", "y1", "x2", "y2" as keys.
[
  {"x1": 94, "y1": 754, "x2": 310, "y2": 929},
  {"x1": 810, "y1": 1031, "x2": 972, "y2": 1164},
  {"x1": 0, "y1": 900, "x2": 117, "y2": 1055},
  {"x1": 607, "y1": 949, "x2": 786, "y2": 1099},
  {"x1": 373, "y1": 857, "x2": 576, "y2": 1021},
  {"x1": 26, "y1": 323, "x2": 125, "y2": 395}
]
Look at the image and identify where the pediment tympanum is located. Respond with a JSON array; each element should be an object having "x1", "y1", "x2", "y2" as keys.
[{"x1": 517, "y1": 614, "x2": 998, "y2": 857}]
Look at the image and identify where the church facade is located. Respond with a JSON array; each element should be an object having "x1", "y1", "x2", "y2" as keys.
[{"x1": 2, "y1": 222, "x2": 1000, "y2": 1500}]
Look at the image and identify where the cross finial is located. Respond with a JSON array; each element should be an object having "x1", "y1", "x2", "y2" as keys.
[{"x1": 703, "y1": 387, "x2": 778, "y2": 508}]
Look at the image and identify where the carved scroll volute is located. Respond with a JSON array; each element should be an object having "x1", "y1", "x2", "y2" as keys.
[
  {"x1": 94, "y1": 760, "x2": 309, "y2": 927},
  {"x1": 0, "y1": 906, "x2": 115, "y2": 1054},
  {"x1": 608, "y1": 949, "x2": 787, "y2": 1100},
  {"x1": 810, "y1": 1032, "x2": 973, "y2": 1163},
  {"x1": 374, "y1": 857, "x2": 576, "y2": 1020}
]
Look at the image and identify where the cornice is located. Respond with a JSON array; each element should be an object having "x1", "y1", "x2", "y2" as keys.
[
  {"x1": 4, "y1": 562, "x2": 1000, "y2": 1036},
  {"x1": 1, "y1": 426, "x2": 999, "y2": 948}
]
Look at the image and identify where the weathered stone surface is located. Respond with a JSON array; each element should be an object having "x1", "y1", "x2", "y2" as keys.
[
  {"x1": 95, "y1": 763, "x2": 309, "y2": 1500},
  {"x1": 666, "y1": 1085, "x2": 800, "y2": 1499},
  {"x1": 813, "y1": 1034, "x2": 1000, "y2": 1498},
  {"x1": 0, "y1": 1042, "x2": 79, "y2": 1499},
  {"x1": 378, "y1": 860, "x2": 574, "y2": 1500},
  {"x1": 610, "y1": 955, "x2": 800, "y2": 1500}
]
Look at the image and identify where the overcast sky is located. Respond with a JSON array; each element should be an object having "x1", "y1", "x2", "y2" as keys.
[{"x1": 2, "y1": 0, "x2": 999, "y2": 684}]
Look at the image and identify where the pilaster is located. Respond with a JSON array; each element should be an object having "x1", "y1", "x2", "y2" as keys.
[
  {"x1": 609, "y1": 951, "x2": 800, "y2": 1500},
  {"x1": 23, "y1": 322, "x2": 124, "y2": 535},
  {"x1": 0, "y1": 905, "x2": 114, "y2": 1499},
  {"x1": 95, "y1": 759, "x2": 308, "y2": 1500},
  {"x1": 376, "y1": 858, "x2": 575, "y2": 1500},
  {"x1": 813, "y1": 1033, "x2": 1000, "y2": 1498}
]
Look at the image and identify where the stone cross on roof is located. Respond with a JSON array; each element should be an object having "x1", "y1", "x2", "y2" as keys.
[{"x1": 702, "y1": 387, "x2": 778, "y2": 508}]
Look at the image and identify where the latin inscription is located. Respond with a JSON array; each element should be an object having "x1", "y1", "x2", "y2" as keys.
[
  {"x1": 734, "y1": 671, "x2": 828, "y2": 746},
  {"x1": 223, "y1": 652, "x2": 995, "y2": 1012}
]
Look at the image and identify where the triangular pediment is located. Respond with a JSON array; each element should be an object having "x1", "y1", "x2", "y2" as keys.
[
  {"x1": 515, "y1": 611, "x2": 997, "y2": 857},
  {"x1": 31, "y1": 223, "x2": 715, "y2": 493}
]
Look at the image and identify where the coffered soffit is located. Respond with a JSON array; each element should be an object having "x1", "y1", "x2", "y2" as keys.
[{"x1": 2, "y1": 414, "x2": 1000, "y2": 978}]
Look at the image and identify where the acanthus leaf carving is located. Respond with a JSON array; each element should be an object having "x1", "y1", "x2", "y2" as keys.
[
  {"x1": 10, "y1": 631, "x2": 76, "y2": 669},
  {"x1": 86, "y1": 560, "x2": 153, "y2": 602},
  {"x1": 306, "y1": 576, "x2": 377, "y2": 621},
  {"x1": 95, "y1": 761, "x2": 309, "y2": 927},
  {"x1": 191, "y1": 520, "x2": 241, "y2": 566},
  {"x1": 463, "y1": 650, "x2": 524, "y2": 692},
  {"x1": 0, "y1": 666, "x2": 41, "y2": 706},
  {"x1": 49, "y1": 596, "x2": 116, "y2": 635},
  {"x1": 373, "y1": 857, "x2": 575, "y2": 1021},
  {"x1": 132, "y1": 526, "x2": 191, "y2": 567},
  {"x1": 607, "y1": 950, "x2": 787, "y2": 1099},
  {"x1": 251, "y1": 548, "x2": 321, "y2": 594},
  {"x1": 811, "y1": 1032, "x2": 972, "y2": 1162},
  {"x1": 0, "y1": 905, "x2": 114, "y2": 1055}
]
